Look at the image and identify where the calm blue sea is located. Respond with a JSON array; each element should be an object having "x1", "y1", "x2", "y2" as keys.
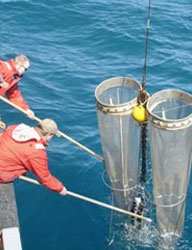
[{"x1": 0, "y1": 0, "x2": 192, "y2": 249}]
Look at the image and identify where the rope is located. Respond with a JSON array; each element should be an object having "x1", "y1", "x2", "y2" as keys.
[
  {"x1": 18, "y1": 175, "x2": 152, "y2": 222},
  {"x1": 0, "y1": 95, "x2": 104, "y2": 162},
  {"x1": 141, "y1": 0, "x2": 151, "y2": 90},
  {"x1": 152, "y1": 103, "x2": 192, "y2": 115},
  {"x1": 139, "y1": 0, "x2": 152, "y2": 184}
]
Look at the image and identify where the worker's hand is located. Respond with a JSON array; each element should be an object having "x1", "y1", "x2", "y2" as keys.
[
  {"x1": 26, "y1": 109, "x2": 35, "y2": 119},
  {"x1": 0, "y1": 81, "x2": 9, "y2": 89},
  {"x1": 59, "y1": 186, "x2": 67, "y2": 196},
  {"x1": 0, "y1": 121, "x2": 6, "y2": 129}
]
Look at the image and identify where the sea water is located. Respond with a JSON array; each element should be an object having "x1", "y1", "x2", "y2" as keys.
[{"x1": 0, "y1": 0, "x2": 192, "y2": 249}]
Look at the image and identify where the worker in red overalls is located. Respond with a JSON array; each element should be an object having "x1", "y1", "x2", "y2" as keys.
[
  {"x1": 0, "y1": 54, "x2": 35, "y2": 121},
  {"x1": 0, "y1": 118, "x2": 67, "y2": 195}
]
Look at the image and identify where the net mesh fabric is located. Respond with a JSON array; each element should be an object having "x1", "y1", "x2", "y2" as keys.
[
  {"x1": 96, "y1": 77, "x2": 141, "y2": 210},
  {"x1": 147, "y1": 89, "x2": 192, "y2": 244}
]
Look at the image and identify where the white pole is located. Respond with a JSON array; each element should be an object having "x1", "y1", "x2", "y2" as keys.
[
  {"x1": 19, "y1": 175, "x2": 152, "y2": 223},
  {"x1": 0, "y1": 96, "x2": 104, "y2": 161}
]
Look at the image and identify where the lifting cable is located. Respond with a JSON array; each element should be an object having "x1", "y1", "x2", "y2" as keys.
[
  {"x1": 139, "y1": 0, "x2": 151, "y2": 183},
  {"x1": 141, "y1": 0, "x2": 151, "y2": 91},
  {"x1": 0, "y1": 95, "x2": 104, "y2": 162}
]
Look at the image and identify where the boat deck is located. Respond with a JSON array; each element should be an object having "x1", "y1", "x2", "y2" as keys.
[{"x1": 0, "y1": 183, "x2": 22, "y2": 250}]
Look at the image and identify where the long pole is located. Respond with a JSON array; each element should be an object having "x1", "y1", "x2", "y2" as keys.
[
  {"x1": 19, "y1": 175, "x2": 152, "y2": 222},
  {"x1": 0, "y1": 96, "x2": 104, "y2": 161}
]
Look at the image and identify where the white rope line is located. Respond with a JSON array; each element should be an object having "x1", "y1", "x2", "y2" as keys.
[{"x1": 151, "y1": 102, "x2": 192, "y2": 115}]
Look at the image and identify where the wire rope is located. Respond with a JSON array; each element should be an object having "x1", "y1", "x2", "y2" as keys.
[{"x1": 140, "y1": 0, "x2": 152, "y2": 184}]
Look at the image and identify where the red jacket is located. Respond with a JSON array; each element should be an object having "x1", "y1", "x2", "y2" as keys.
[
  {"x1": 0, "y1": 124, "x2": 63, "y2": 193},
  {"x1": 0, "y1": 59, "x2": 29, "y2": 110}
]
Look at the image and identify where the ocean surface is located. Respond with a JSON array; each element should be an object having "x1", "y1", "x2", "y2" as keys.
[{"x1": 0, "y1": 0, "x2": 192, "y2": 249}]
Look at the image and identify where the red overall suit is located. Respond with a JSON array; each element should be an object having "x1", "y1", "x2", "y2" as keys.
[
  {"x1": 0, "y1": 59, "x2": 29, "y2": 110},
  {"x1": 0, "y1": 124, "x2": 63, "y2": 193}
]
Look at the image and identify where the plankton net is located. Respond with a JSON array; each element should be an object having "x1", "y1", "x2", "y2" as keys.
[
  {"x1": 95, "y1": 77, "x2": 142, "y2": 210},
  {"x1": 147, "y1": 89, "x2": 192, "y2": 246}
]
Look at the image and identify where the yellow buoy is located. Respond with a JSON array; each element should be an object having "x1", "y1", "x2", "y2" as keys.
[{"x1": 132, "y1": 105, "x2": 147, "y2": 122}]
